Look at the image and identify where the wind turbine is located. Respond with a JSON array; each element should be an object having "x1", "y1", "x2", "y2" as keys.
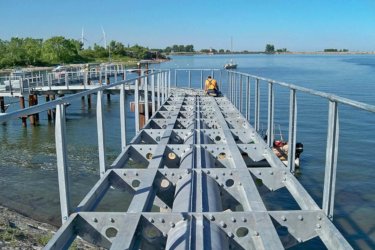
[{"x1": 101, "y1": 26, "x2": 111, "y2": 62}]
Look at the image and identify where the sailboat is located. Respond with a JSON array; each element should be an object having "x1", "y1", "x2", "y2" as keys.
[{"x1": 224, "y1": 37, "x2": 237, "y2": 69}]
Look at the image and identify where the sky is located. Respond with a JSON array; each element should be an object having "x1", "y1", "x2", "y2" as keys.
[{"x1": 0, "y1": 0, "x2": 374, "y2": 52}]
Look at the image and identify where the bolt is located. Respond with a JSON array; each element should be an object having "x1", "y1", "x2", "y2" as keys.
[
  {"x1": 215, "y1": 175, "x2": 219, "y2": 180},
  {"x1": 207, "y1": 170, "x2": 210, "y2": 174},
  {"x1": 228, "y1": 232, "x2": 234, "y2": 238},
  {"x1": 258, "y1": 171, "x2": 262, "y2": 176},
  {"x1": 297, "y1": 238, "x2": 302, "y2": 242},
  {"x1": 281, "y1": 216, "x2": 287, "y2": 221},
  {"x1": 93, "y1": 218, "x2": 98, "y2": 223},
  {"x1": 123, "y1": 172, "x2": 127, "y2": 176},
  {"x1": 170, "y1": 222, "x2": 175, "y2": 228},
  {"x1": 159, "y1": 218, "x2": 165, "y2": 223},
  {"x1": 253, "y1": 231, "x2": 259, "y2": 236},
  {"x1": 179, "y1": 175, "x2": 182, "y2": 179},
  {"x1": 298, "y1": 215, "x2": 303, "y2": 221},
  {"x1": 229, "y1": 172, "x2": 233, "y2": 176},
  {"x1": 242, "y1": 217, "x2": 247, "y2": 222},
  {"x1": 110, "y1": 218, "x2": 115, "y2": 223},
  {"x1": 270, "y1": 171, "x2": 274, "y2": 175},
  {"x1": 149, "y1": 217, "x2": 154, "y2": 223},
  {"x1": 317, "y1": 215, "x2": 322, "y2": 221},
  {"x1": 220, "y1": 221, "x2": 227, "y2": 228},
  {"x1": 171, "y1": 173, "x2": 175, "y2": 176},
  {"x1": 209, "y1": 215, "x2": 215, "y2": 221},
  {"x1": 231, "y1": 217, "x2": 236, "y2": 223},
  {"x1": 316, "y1": 223, "x2": 321, "y2": 229},
  {"x1": 135, "y1": 172, "x2": 139, "y2": 176}
]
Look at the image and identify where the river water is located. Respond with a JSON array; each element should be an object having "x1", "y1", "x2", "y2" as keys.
[{"x1": 1, "y1": 54, "x2": 375, "y2": 249}]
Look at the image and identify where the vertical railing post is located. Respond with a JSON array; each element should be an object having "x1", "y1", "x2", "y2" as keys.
[
  {"x1": 267, "y1": 81, "x2": 275, "y2": 147},
  {"x1": 201, "y1": 70, "x2": 203, "y2": 89},
  {"x1": 55, "y1": 104, "x2": 71, "y2": 224},
  {"x1": 65, "y1": 73, "x2": 69, "y2": 89},
  {"x1": 164, "y1": 71, "x2": 167, "y2": 101},
  {"x1": 97, "y1": 90, "x2": 106, "y2": 177},
  {"x1": 135, "y1": 79, "x2": 140, "y2": 133},
  {"x1": 168, "y1": 70, "x2": 171, "y2": 95},
  {"x1": 152, "y1": 73, "x2": 156, "y2": 114},
  {"x1": 219, "y1": 70, "x2": 222, "y2": 91},
  {"x1": 145, "y1": 75, "x2": 149, "y2": 122},
  {"x1": 231, "y1": 72, "x2": 235, "y2": 103},
  {"x1": 239, "y1": 74, "x2": 243, "y2": 113},
  {"x1": 246, "y1": 76, "x2": 250, "y2": 121},
  {"x1": 323, "y1": 100, "x2": 339, "y2": 220},
  {"x1": 174, "y1": 70, "x2": 177, "y2": 87},
  {"x1": 120, "y1": 83, "x2": 127, "y2": 151},
  {"x1": 157, "y1": 73, "x2": 161, "y2": 109},
  {"x1": 288, "y1": 89, "x2": 297, "y2": 173},
  {"x1": 189, "y1": 70, "x2": 191, "y2": 88},
  {"x1": 254, "y1": 78, "x2": 260, "y2": 131}
]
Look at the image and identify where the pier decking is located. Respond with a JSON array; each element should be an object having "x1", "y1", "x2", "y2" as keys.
[{"x1": 1, "y1": 68, "x2": 371, "y2": 249}]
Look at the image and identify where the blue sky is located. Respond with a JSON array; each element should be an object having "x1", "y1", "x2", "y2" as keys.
[{"x1": 0, "y1": 0, "x2": 374, "y2": 51}]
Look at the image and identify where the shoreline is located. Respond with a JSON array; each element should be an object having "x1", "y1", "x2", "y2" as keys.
[{"x1": 0, "y1": 205, "x2": 97, "y2": 249}]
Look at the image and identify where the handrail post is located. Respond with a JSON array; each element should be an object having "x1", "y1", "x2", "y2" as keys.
[
  {"x1": 120, "y1": 83, "x2": 127, "y2": 151},
  {"x1": 288, "y1": 89, "x2": 297, "y2": 173},
  {"x1": 152, "y1": 73, "x2": 156, "y2": 114},
  {"x1": 323, "y1": 100, "x2": 340, "y2": 220},
  {"x1": 189, "y1": 70, "x2": 191, "y2": 88},
  {"x1": 239, "y1": 74, "x2": 243, "y2": 113},
  {"x1": 246, "y1": 76, "x2": 250, "y2": 121},
  {"x1": 175, "y1": 70, "x2": 177, "y2": 87},
  {"x1": 168, "y1": 70, "x2": 171, "y2": 95},
  {"x1": 135, "y1": 79, "x2": 140, "y2": 133},
  {"x1": 55, "y1": 103, "x2": 71, "y2": 224},
  {"x1": 157, "y1": 73, "x2": 161, "y2": 109},
  {"x1": 96, "y1": 90, "x2": 106, "y2": 177},
  {"x1": 145, "y1": 75, "x2": 149, "y2": 122},
  {"x1": 219, "y1": 70, "x2": 222, "y2": 91},
  {"x1": 201, "y1": 70, "x2": 203, "y2": 89},
  {"x1": 267, "y1": 81, "x2": 275, "y2": 147},
  {"x1": 254, "y1": 78, "x2": 260, "y2": 131}
]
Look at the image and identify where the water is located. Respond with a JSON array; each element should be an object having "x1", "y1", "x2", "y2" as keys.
[{"x1": 1, "y1": 54, "x2": 375, "y2": 249}]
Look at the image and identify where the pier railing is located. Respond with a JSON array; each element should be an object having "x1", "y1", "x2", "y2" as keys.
[
  {"x1": 0, "y1": 67, "x2": 139, "y2": 96},
  {"x1": 226, "y1": 70, "x2": 375, "y2": 220},
  {"x1": 0, "y1": 69, "x2": 171, "y2": 223}
]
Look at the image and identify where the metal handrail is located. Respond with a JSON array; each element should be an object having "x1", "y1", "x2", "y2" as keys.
[
  {"x1": 0, "y1": 70, "x2": 168, "y2": 122},
  {"x1": 226, "y1": 70, "x2": 375, "y2": 221}
]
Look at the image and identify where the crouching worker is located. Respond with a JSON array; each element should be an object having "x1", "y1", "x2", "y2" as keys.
[{"x1": 205, "y1": 75, "x2": 220, "y2": 97}]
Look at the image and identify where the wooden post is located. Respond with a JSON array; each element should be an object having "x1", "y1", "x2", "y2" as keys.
[
  {"x1": 50, "y1": 95, "x2": 56, "y2": 119},
  {"x1": 106, "y1": 77, "x2": 111, "y2": 101},
  {"x1": 0, "y1": 97, "x2": 5, "y2": 113},
  {"x1": 20, "y1": 97, "x2": 27, "y2": 127},
  {"x1": 34, "y1": 95, "x2": 39, "y2": 122},
  {"x1": 28, "y1": 95, "x2": 36, "y2": 125},
  {"x1": 46, "y1": 95, "x2": 52, "y2": 121},
  {"x1": 87, "y1": 79, "x2": 91, "y2": 108}
]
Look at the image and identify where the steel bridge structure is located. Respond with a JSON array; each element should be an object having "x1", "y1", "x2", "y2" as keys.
[{"x1": 1, "y1": 68, "x2": 373, "y2": 249}]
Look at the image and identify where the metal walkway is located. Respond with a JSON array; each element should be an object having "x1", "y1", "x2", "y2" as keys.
[{"x1": 44, "y1": 88, "x2": 352, "y2": 249}]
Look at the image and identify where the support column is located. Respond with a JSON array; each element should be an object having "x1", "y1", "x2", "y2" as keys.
[
  {"x1": 19, "y1": 97, "x2": 27, "y2": 127},
  {"x1": 0, "y1": 97, "x2": 5, "y2": 113},
  {"x1": 46, "y1": 95, "x2": 52, "y2": 121},
  {"x1": 106, "y1": 77, "x2": 111, "y2": 101}
]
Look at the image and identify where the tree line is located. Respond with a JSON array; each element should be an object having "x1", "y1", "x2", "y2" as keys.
[{"x1": 0, "y1": 36, "x2": 166, "y2": 69}]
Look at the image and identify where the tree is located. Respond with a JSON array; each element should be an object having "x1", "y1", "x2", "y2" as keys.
[
  {"x1": 265, "y1": 44, "x2": 275, "y2": 54},
  {"x1": 24, "y1": 38, "x2": 43, "y2": 65},
  {"x1": 42, "y1": 36, "x2": 81, "y2": 64}
]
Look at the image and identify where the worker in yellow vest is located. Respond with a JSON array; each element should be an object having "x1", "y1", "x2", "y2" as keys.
[{"x1": 204, "y1": 76, "x2": 219, "y2": 96}]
